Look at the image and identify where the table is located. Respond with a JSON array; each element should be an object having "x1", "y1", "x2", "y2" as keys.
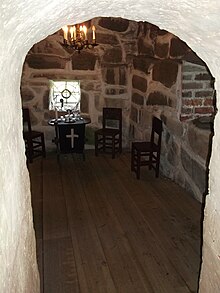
[{"x1": 48, "y1": 116, "x2": 91, "y2": 159}]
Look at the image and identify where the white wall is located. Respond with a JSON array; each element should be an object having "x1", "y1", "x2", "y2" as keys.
[{"x1": 1, "y1": 0, "x2": 220, "y2": 291}]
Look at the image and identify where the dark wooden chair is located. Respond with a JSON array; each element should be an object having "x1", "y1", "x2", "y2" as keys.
[
  {"x1": 95, "y1": 107, "x2": 122, "y2": 159},
  {"x1": 131, "y1": 116, "x2": 163, "y2": 179},
  {"x1": 22, "y1": 108, "x2": 46, "y2": 163}
]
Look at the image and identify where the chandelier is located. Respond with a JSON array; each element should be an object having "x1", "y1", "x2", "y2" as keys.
[{"x1": 62, "y1": 24, "x2": 98, "y2": 53}]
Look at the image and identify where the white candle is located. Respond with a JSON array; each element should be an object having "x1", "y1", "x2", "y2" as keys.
[
  {"x1": 70, "y1": 26, "x2": 74, "y2": 40},
  {"x1": 92, "y1": 25, "x2": 96, "y2": 42},
  {"x1": 83, "y1": 25, "x2": 87, "y2": 40},
  {"x1": 73, "y1": 26, "x2": 76, "y2": 40},
  {"x1": 62, "y1": 25, "x2": 68, "y2": 41}
]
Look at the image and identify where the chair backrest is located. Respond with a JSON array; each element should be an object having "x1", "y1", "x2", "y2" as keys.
[
  {"x1": 103, "y1": 107, "x2": 122, "y2": 131},
  {"x1": 151, "y1": 116, "x2": 163, "y2": 147},
  {"x1": 22, "y1": 108, "x2": 32, "y2": 133}
]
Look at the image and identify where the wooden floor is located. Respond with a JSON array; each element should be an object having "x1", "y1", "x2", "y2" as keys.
[{"x1": 29, "y1": 150, "x2": 202, "y2": 293}]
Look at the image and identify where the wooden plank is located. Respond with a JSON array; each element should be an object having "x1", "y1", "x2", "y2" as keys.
[
  {"x1": 29, "y1": 159, "x2": 43, "y2": 241},
  {"x1": 42, "y1": 155, "x2": 70, "y2": 240},
  {"x1": 60, "y1": 155, "x2": 117, "y2": 293},
  {"x1": 42, "y1": 155, "x2": 80, "y2": 292},
  {"x1": 76, "y1": 156, "x2": 155, "y2": 293},
  {"x1": 104, "y1": 152, "x2": 201, "y2": 292},
  {"x1": 121, "y1": 152, "x2": 201, "y2": 257},
  {"x1": 42, "y1": 154, "x2": 63, "y2": 201},
  {"x1": 88, "y1": 154, "x2": 190, "y2": 293},
  {"x1": 36, "y1": 239, "x2": 44, "y2": 293},
  {"x1": 29, "y1": 151, "x2": 201, "y2": 293},
  {"x1": 44, "y1": 237, "x2": 79, "y2": 293},
  {"x1": 116, "y1": 152, "x2": 201, "y2": 255},
  {"x1": 28, "y1": 159, "x2": 44, "y2": 292}
]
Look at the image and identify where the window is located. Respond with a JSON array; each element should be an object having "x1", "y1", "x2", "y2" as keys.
[{"x1": 49, "y1": 80, "x2": 81, "y2": 112}]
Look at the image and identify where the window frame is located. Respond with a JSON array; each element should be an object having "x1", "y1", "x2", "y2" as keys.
[{"x1": 49, "y1": 80, "x2": 81, "y2": 112}]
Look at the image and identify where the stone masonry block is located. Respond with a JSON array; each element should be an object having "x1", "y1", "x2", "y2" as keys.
[
  {"x1": 130, "y1": 105, "x2": 138, "y2": 123},
  {"x1": 195, "y1": 107, "x2": 214, "y2": 114},
  {"x1": 133, "y1": 56, "x2": 154, "y2": 73},
  {"x1": 181, "y1": 107, "x2": 193, "y2": 114},
  {"x1": 137, "y1": 38, "x2": 154, "y2": 56},
  {"x1": 195, "y1": 90, "x2": 214, "y2": 97},
  {"x1": 167, "y1": 139, "x2": 180, "y2": 166},
  {"x1": 187, "y1": 123, "x2": 212, "y2": 160},
  {"x1": 183, "y1": 64, "x2": 207, "y2": 73},
  {"x1": 204, "y1": 98, "x2": 214, "y2": 106},
  {"x1": 132, "y1": 75, "x2": 147, "y2": 92},
  {"x1": 183, "y1": 74, "x2": 193, "y2": 80},
  {"x1": 170, "y1": 38, "x2": 190, "y2": 58},
  {"x1": 195, "y1": 73, "x2": 212, "y2": 80},
  {"x1": 81, "y1": 92, "x2": 89, "y2": 113},
  {"x1": 30, "y1": 37, "x2": 68, "y2": 57},
  {"x1": 26, "y1": 54, "x2": 68, "y2": 69},
  {"x1": 97, "y1": 33, "x2": 119, "y2": 45},
  {"x1": 103, "y1": 48, "x2": 122, "y2": 63},
  {"x1": 72, "y1": 51, "x2": 96, "y2": 70},
  {"x1": 182, "y1": 91, "x2": 193, "y2": 98},
  {"x1": 152, "y1": 60, "x2": 178, "y2": 88},
  {"x1": 147, "y1": 91, "x2": 170, "y2": 106},
  {"x1": 99, "y1": 17, "x2": 129, "y2": 32},
  {"x1": 155, "y1": 42, "x2": 169, "y2": 59},
  {"x1": 132, "y1": 92, "x2": 144, "y2": 105},
  {"x1": 166, "y1": 115, "x2": 184, "y2": 138},
  {"x1": 182, "y1": 82, "x2": 204, "y2": 90},
  {"x1": 182, "y1": 98, "x2": 203, "y2": 106},
  {"x1": 106, "y1": 68, "x2": 115, "y2": 84},
  {"x1": 21, "y1": 87, "x2": 35, "y2": 102},
  {"x1": 181, "y1": 147, "x2": 206, "y2": 194}
]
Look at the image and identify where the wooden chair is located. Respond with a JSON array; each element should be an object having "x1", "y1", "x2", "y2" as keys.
[
  {"x1": 22, "y1": 108, "x2": 46, "y2": 163},
  {"x1": 131, "y1": 116, "x2": 163, "y2": 179},
  {"x1": 95, "y1": 107, "x2": 122, "y2": 159}
]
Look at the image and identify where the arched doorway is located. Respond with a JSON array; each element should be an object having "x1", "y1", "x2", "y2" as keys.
[{"x1": 1, "y1": 1, "x2": 220, "y2": 292}]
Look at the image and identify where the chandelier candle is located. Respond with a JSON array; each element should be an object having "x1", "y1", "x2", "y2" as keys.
[
  {"x1": 61, "y1": 23, "x2": 98, "y2": 52},
  {"x1": 92, "y1": 25, "x2": 96, "y2": 43}
]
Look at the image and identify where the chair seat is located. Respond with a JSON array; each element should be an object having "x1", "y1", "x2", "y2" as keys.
[
  {"x1": 132, "y1": 141, "x2": 159, "y2": 152},
  {"x1": 23, "y1": 130, "x2": 44, "y2": 140},
  {"x1": 95, "y1": 128, "x2": 120, "y2": 136}
]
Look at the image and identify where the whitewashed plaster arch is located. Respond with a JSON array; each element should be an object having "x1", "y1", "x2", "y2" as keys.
[{"x1": 1, "y1": 0, "x2": 220, "y2": 291}]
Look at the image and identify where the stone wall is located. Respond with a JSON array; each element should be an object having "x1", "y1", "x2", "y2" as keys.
[
  {"x1": 21, "y1": 17, "x2": 215, "y2": 202},
  {"x1": 160, "y1": 111, "x2": 213, "y2": 202}
]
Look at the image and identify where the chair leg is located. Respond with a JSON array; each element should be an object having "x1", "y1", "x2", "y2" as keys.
[
  {"x1": 41, "y1": 133, "x2": 46, "y2": 158},
  {"x1": 155, "y1": 152, "x2": 160, "y2": 178},
  {"x1": 131, "y1": 145, "x2": 140, "y2": 180},
  {"x1": 95, "y1": 133, "x2": 98, "y2": 156},
  {"x1": 149, "y1": 151, "x2": 153, "y2": 170},
  {"x1": 131, "y1": 144, "x2": 135, "y2": 171},
  {"x1": 112, "y1": 137, "x2": 115, "y2": 159},
  {"x1": 119, "y1": 134, "x2": 122, "y2": 153},
  {"x1": 136, "y1": 151, "x2": 141, "y2": 179},
  {"x1": 103, "y1": 135, "x2": 106, "y2": 152}
]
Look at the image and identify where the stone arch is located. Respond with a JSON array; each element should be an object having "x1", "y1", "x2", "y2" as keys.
[{"x1": 1, "y1": 1, "x2": 220, "y2": 291}]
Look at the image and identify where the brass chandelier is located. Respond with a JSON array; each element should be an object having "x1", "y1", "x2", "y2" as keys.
[{"x1": 62, "y1": 24, "x2": 98, "y2": 53}]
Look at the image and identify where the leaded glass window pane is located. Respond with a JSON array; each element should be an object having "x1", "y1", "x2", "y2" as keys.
[{"x1": 49, "y1": 80, "x2": 81, "y2": 112}]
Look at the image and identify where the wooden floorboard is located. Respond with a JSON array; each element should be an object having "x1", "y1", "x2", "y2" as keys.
[{"x1": 29, "y1": 150, "x2": 202, "y2": 293}]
